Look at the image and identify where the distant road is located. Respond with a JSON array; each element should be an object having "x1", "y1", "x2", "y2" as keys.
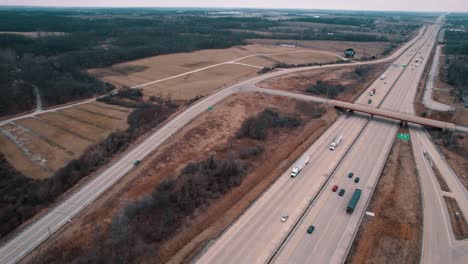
[
  {"x1": 0, "y1": 49, "x2": 345, "y2": 127},
  {"x1": 0, "y1": 24, "x2": 427, "y2": 264},
  {"x1": 422, "y1": 44, "x2": 454, "y2": 111}
]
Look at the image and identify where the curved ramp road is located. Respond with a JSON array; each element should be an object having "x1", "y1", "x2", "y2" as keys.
[
  {"x1": 197, "y1": 16, "x2": 465, "y2": 264},
  {"x1": 423, "y1": 45, "x2": 454, "y2": 111},
  {"x1": 0, "y1": 23, "x2": 428, "y2": 264}
]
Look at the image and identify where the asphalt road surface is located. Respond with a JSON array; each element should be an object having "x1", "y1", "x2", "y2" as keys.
[
  {"x1": 196, "y1": 16, "x2": 459, "y2": 264},
  {"x1": 422, "y1": 44, "x2": 454, "y2": 111}
]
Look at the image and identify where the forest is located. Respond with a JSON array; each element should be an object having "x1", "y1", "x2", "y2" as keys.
[
  {"x1": 445, "y1": 15, "x2": 468, "y2": 102},
  {"x1": 0, "y1": 8, "x2": 424, "y2": 117}
]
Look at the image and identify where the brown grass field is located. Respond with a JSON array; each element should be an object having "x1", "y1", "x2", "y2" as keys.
[
  {"x1": 0, "y1": 123, "x2": 72, "y2": 174},
  {"x1": 247, "y1": 39, "x2": 392, "y2": 59},
  {"x1": 89, "y1": 44, "x2": 301, "y2": 87},
  {"x1": 0, "y1": 132, "x2": 50, "y2": 179},
  {"x1": 142, "y1": 63, "x2": 258, "y2": 100},
  {"x1": 237, "y1": 50, "x2": 340, "y2": 67},
  {"x1": 0, "y1": 102, "x2": 131, "y2": 179},
  {"x1": 89, "y1": 44, "x2": 343, "y2": 101}
]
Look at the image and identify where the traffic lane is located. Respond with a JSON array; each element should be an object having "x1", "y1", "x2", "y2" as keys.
[
  {"x1": 270, "y1": 23, "x2": 438, "y2": 264},
  {"x1": 272, "y1": 118, "x2": 397, "y2": 264},
  {"x1": 226, "y1": 25, "x2": 436, "y2": 264},
  {"x1": 0, "y1": 21, "x2": 429, "y2": 264},
  {"x1": 410, "y1": 127, "x2": 453, "y2": 264},
  {"x1": 196, "y1": 117, "x2": 351, "y2": 263},
  {"x1": 0, "y1": 82, "x2": 244, "y2": 264},
  {"x1": 197, "y1": 115, "x2": 370, "y2": 263}
]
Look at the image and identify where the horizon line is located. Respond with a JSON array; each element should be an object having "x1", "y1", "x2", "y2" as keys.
[{"x1": 0, "y1": 5, "x2": 463, "y2": 13}]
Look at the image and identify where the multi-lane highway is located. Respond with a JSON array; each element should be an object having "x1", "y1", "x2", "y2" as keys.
[
  {"x1": 0, "y1": 22, "x2": 428, "y2": 264},
  {"x1": 196, "y1": 16, "x2": 464, "y2": 264}
]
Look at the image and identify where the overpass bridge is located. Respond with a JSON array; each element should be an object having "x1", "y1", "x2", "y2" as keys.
[{"x1": 329, "y1": 100, "x2": 459, "y2": 131}]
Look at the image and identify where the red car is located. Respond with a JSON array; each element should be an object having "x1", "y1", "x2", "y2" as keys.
[{"x1": 332, "y1": 185, "x2": 338, "y2": 192}]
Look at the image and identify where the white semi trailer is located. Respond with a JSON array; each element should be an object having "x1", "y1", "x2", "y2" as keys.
[
  {"x1": 291, "y1": 156, "x2": 310, "y2": 178},
  {"x1": 329, "y1": 135, "x2": 343, "y2": 151}
]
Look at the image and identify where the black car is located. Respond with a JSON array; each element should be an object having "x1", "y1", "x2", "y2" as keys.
[
  {"x1": 339, "y1": 189, "x2": 345, "y2": 196},
  {"x1": 354, "y1": 177, "x2": 360, "y2": 183},
  {"x1": 348, "y1": 172, "x2": 354, "y2": 178},
  {"x1": 307, "y1": 225, "x2": 315, "y2": 234}
]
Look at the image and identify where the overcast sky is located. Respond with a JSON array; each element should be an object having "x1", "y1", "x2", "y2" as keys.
[{"x1": 1, "y1": 0, "x2": 468, "y2": 12}]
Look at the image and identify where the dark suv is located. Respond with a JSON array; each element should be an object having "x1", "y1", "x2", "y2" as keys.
[{"x1": 339, "y1": 189, "x2": 345, "y2": 196}]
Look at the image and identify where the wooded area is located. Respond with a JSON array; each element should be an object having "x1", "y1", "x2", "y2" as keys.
[
  {"x1": 0, "y1": 93, "x2": 178, "y2": 239},
  {"x1": 0, "y1": 8, "x2": 424, "y2": 117},
  {"x1": 445, "y1": 15, "x2": 468, "y2": 102}
]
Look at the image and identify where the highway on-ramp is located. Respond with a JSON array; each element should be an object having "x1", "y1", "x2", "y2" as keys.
[{"x1": 196, "y1": 17, "x2": 456, "y2": 264}]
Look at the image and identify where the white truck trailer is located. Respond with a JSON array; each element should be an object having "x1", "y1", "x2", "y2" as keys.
[
  {"x1": 329, "y1": 135, "x2": 343, "y2": 151},
  {"x1": 291, "y1": 156, "x2": 310, "y2": 178}
]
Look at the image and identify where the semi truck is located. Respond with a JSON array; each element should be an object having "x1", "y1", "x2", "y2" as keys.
[
  {"x1": 291, "y1": 156, "x2": 310, "y2": 178},
  {"x1": 329, "y1": 135, "x2": 343, "y2": 151},
  {"x1": 346, "y1": 189, "x2": 362, "y2": 214}
]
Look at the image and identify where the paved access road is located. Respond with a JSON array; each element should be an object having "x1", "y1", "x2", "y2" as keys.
[
  {"x1": 0, "y1": 21, "x2": 427, "y2": 264},
  {"x1": 196, "y1": 20, "x2": 443, "y2": 264},
  {"x1": 422, "y1": 44, "x2": 454, "y2": 111}
]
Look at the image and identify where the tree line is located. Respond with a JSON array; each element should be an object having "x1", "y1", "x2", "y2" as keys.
[{"x1": 0, "y1": 93, "x2": 178, "y2": 239}]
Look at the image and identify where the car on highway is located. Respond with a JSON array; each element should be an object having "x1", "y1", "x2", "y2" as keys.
[
  {"x1": 348, "y1": 172, "x2": 354, "y2": 178},
  {"x1": 332, "y1": 185, "x2": 338, "y2": 192},
  {"x1": 307, "y1": 225, "x2": 315, "y2": 234},
  {"x1": 339, "y1": 189, "x2": 345, "y2": 196},
  {"x1": 354, "y1": 177, "x2": 360, "y2": 183},
  {"x1": 281, "y1": 214, "x2": 288, "y2": 222},
  {"x1": 133, "y1": 160, "x2": 141, "y2": 166}
]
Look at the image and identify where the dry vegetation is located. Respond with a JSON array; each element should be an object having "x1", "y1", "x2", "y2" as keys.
[
  {"x1": 0, "y1": 91, "x2": 178, "y2": 242},
  {"x1": 345, "y1": 129, "x2": 422, "y2": 264},
  {"x1": 237, "y1": 50, "x2": 340, "y2": 67},
  {"x1": 443, "y1": 196, "x2": 468, "y2": 240},
  {"x1": 0, "y1": 102, "x2": 131, "y2": 179},
  {"x1": 257, "y1": 63, "x2": 388, "y2": 102},
  {"x1": 414, "y1": 46, "x2": 468, "y2": 191},
  {"x1": 89, "y1": 44, "x2": 344, "y2": 100},
  {"x1": 247, "y1": 39, "x2": 392, "y2": 59},
  {"x1": 24, "y1": 92, "x2": 338, "y2": 264},
  {"x1": 142, "y1": 63, "x2": 257, "y2": 101}
]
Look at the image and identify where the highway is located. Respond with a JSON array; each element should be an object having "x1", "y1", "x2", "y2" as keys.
[
  {"x1": 196, "y1": 16, "x2": 459, "y2": 264},
  {"x1": 0, "y1": 22, "x2": 428, "y2": 264}
]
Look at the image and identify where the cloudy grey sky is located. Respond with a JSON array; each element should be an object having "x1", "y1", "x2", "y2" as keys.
[{"x1": 1, "y1": 0, "x2": 468, "y2": 12}]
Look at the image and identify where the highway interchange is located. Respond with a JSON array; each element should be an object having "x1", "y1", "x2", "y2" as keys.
[
  {"x1": 196, "y1": 15, "x2": 467, "y2": 264},
  {"x1": 0, "y1": 15, "x2": 467, "y2": 264}
]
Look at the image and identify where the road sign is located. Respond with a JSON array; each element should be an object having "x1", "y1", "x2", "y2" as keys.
[
  {"x1": 402, "y1": 64, "x2": 407, "y2": 68},
  {"x1": 207, "y1": 106, "x2": 213, "y2": 111},
  {"x1": 397, "y1": 133, "x2": 410, "y2": 141}
]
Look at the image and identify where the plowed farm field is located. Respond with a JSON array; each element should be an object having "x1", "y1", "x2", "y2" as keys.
[{"x1": 0, "y1": 102, "x2": 131, "y2": 179}]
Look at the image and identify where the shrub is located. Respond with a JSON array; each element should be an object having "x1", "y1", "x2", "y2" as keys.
[
  {"x1": 237, "y1": 109, "x2": 301, "y2": 140},
  {"x1": 306, "y1": 81, "x2": 345, "y2": 98}
]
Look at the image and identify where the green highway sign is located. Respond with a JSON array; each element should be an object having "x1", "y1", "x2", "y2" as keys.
[
  {"x1": 207, "y1": 106, "x2": 213, "y2": 111},
  {"x1": 397, "y1": 133, "x2": 410, "y2": 141},
  {"x1": 402, "y1": 64, "x2": 407, "y2": 68}
]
